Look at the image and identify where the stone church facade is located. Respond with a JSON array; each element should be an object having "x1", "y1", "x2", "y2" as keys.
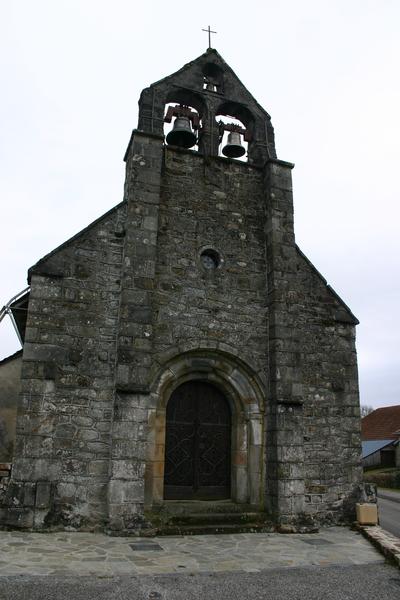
[{"x1": 0, "y1": 49, "x2": 363, "y2": 533}]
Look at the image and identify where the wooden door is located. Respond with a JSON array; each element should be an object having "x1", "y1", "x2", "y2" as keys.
[{"x1": 164, "y1": 381, "x2": 231, "y2": 500}]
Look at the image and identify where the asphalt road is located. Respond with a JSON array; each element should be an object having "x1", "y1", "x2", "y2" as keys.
[
  {"x1": 0, "y1": 564, "x2": 399, "y2": 600},
  {"x1": 378, "y1": 491, "x2": 400, "y2": 538}
]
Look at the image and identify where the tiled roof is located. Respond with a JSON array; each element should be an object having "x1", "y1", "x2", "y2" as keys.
[{"x1": 361, "y1": 405, "x2": 400, "y2": 441}]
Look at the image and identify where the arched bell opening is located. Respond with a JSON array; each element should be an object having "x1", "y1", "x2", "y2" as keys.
[
  {"x1": 164, "y1": 90, "x2": 205, "y2": 153},
  {"x1": 164, "y1": 103, "x2": 201, "y2": 151},
  {"x1": 202, "y1": 62, "x2": 224, "y2": 93},
  {"x1": 216, "y1": 114, "x2": 248, "y2": 161},
  {"x1": 215, "y1": 102, "x2": 255, "y2": 162}
]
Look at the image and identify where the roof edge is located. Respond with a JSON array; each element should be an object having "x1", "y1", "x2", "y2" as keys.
[
  {"x1": 28, "y1": 201, "x2": 126, "y2": 283},
  {"x1": 0, "y1": 349, "x2": 23, "y2": 366},
  {"x1": 295, "y1": 244, "x2": 359, "y2": 325},
  {"x1": 362, "y1": 439, "x2": 396, "y2": 458},
  {"x1": 145, "y1": 48, "x2": 272, "y2": 120}
]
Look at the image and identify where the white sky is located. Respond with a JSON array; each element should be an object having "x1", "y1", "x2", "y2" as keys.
[{"x1": 1, "y1": 0, "x2": 399, "y2": 409}]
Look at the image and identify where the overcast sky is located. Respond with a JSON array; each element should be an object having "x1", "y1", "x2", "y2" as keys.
[{"x1": 1, "y1": 0, "x2": 399, "y2": 409}]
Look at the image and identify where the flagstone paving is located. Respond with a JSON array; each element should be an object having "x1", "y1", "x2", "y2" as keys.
[{"x1": 0, "y1": 527, "x2": 383, "y2": 577}]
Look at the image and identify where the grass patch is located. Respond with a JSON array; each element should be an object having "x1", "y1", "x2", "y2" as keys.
[{"x1": 364, "y1": 467, "x2": 398, "y2": 474}]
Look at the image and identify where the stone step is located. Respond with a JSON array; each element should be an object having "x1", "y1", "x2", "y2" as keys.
[
  {"x1": 155, "y1": 500, "x2": 256, "y2": 516},
  {"x1": 145, "y1": 505, "x2": 275, "y2": 536},
  {"x1": 168, "y1": 512, "x2": 270, "y2": 526},
  {"x1": 155, "y1": 521, "x2": 275, "y2": 536}
]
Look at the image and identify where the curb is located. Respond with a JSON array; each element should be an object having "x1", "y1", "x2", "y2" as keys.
[
  {"x1": 355, "y1": 523, "x2": 400, "y2": 568},
  {"x1": 378, "y1": 491, "x2": 400, "y2": 505}
]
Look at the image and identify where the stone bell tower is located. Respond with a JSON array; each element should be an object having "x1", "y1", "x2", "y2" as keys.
[{"x1": 1, "y1": 49, "x2": 363, "y2": 534}]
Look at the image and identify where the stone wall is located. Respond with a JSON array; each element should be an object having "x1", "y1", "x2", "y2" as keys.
[
  {"x1": 0, "y1": 141, "x2": 363, "y2": 532},
  {"x1": 107, "y1": 136, "x2": 270, "y2": 530},
  {"x1": 154, "y1": 148, "x2": 268, "y2": 372},
  {"x1": 5, "y1": 203, "x2": 126, "y2": 529},
  {"x1": 296, "y1": 251, "x2": 362, "y2": 523},
  {"x1": 1, "y1": 143, "x2": 363, "y2": 531},
  {"x1": 108, "y1": 132, "x2": 164, "y2": 530},
  {"x1": 0, "y1": 353, "x2": 22, "y2": 461},
  {"x1": 263, "y1": 159, "x2": 361, "y2": 527}
]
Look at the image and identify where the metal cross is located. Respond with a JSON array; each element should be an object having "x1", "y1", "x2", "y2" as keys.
[{"x1": 202, "y1": 25, "x2": 217, "y2": 49}]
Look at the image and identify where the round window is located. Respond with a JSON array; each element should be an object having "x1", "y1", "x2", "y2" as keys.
[{"x1": 200, "y1": 249, "x2": 220, "y2": 270}]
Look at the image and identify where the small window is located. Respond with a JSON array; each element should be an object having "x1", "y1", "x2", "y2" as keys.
[
  {"x1": 202, "y1": 63, "x2": 223, "y2": 93},
  {"x1": 200, "y1": 248, "x2": 221, "y2": 271}
]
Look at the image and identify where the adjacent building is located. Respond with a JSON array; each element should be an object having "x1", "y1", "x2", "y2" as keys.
[{"x1": 362, "y1": 406, "x2": 400, "y2": 469}]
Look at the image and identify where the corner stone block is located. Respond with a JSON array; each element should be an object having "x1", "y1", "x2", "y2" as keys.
[
  {"x1": 88, "y1": 460, "x2": 110, "y2": 477},
  {"x1": 274, "y1": 496, "x2": 292, "y2": 513},
  {"x1": 108, "y1": 479, "x2": 144, "y2": 504},
  {"x1": 291, "y1": 495, "x2": 306, "y2": 514},
  {"x1": 4, "y1": 508, "x2": 34, "y2": 529},
  {"x1": 35, "y1": 482, "x2": 52, "y2": 509},
  {"x1": 111, "y1": 459, "x2": 145, "y2": 480},
  {"x1": 116, "y1": 364, "x2": 130, "y2": 387},
  {"x1": 12, "y1": 458, "x2": 61, "y2": 482},
  {"x1": 235, "y1": 466, "x2": 248, "y2": 504},
  {"x1": 23, "y1": 483, "x2": 36, "y2": 507},
  {"x1": 277, "y1": 445, "x2": 304, "y2": 463},
  {"x1": 249, "y1": 418, "x2": 263, "y2": 446},
  {"x1": 277, "y1": 479, "x2": 305, "y2": 497}
]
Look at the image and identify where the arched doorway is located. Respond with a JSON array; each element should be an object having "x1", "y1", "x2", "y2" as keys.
[{"x1": 164, "y1": 381, "x2": 231, "y2": 500}]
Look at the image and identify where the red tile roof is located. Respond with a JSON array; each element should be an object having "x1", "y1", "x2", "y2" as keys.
[{"x1": 361, "y1": 405, "x2": 400, "y2": 440}]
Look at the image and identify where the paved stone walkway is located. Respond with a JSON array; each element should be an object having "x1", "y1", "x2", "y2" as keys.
[{"x1": 0, "y1": 527, "x2": 383, "y2": 577}]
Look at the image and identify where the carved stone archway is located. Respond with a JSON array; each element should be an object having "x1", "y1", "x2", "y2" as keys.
[{"x1": 144, "y1": 348, "x2": 266, "y2": 509}]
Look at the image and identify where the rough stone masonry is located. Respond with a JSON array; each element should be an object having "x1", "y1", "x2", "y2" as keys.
[{"x1": 0, "y1": 49, "x2": 364, "y2": 534}]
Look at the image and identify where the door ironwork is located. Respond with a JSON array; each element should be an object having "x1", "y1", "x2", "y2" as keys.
[{"x1": 164, "y1": 381, "x2": 231, "y2": 500}]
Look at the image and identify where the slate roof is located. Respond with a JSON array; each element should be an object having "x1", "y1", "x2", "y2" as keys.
[
  {"x1": 361, "y1": 439, "x2": 395, "y2": 458},
  {"x1": 361, "y1": 405, "x2": 400, "y2": 441}
]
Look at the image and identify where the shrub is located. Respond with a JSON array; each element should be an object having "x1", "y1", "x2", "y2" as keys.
[{"x1": 364, "y1": 470, "x2": 400, "y2": 490}]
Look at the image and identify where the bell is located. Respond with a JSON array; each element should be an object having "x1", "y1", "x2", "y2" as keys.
[
  {"x1": 166, "y1": 116, "x2": 197, "y2": 148},
  {"x1": 222, "y1": 131, "x2": 245, "y2": 158}
]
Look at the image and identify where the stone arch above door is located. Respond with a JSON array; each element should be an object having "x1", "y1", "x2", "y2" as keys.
[{"x1": 144, "y1": 348, "x2": 266, "y2": 508}]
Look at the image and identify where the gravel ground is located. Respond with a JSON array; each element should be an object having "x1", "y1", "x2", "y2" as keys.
[{"x1": 0, "y1": 563, "x2": 400, "y2": 600}]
